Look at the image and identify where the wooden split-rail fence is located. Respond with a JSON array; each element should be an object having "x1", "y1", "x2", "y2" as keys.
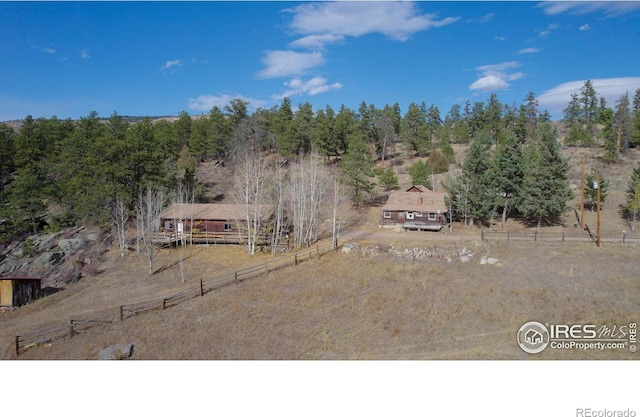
[{"x1": 14, "y1": 240, "x2": 336, "y2": 357}]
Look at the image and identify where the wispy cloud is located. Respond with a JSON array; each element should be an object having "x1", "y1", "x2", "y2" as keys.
[
  {"x1": 288, "y1": 34, "x2": 345, "y2": 50},
  {"x1": 43, "y1": 47, "x2": 56, "y2": 54},
  {"x1": 162, "y1": 59, "x2": 181, "y2": 70},
  {"x1": 516, "y1": 48, "x2": 540, "y2": 55},
  {"x1": 80, "y1": 49, "x2": 90, "y2": 59},
  {"x1": 285, "y1": 2, "x2": 459, "y2": 47},
  {"x1": 469, "y1": 61, "x2": 525, "y2": 93},
  {"x1": 494, "y1": 36, "x2": 506, "y2": 41},
  {"x1": 537, "y1": 23, "x2": 559, "y2": 38},
  {"x1": 187, "y1": 94, "x2": 267, "y2": 112},
  {"x1": 537, "y1": 1, "x2": 640, "y2": 17},
  {"x1": 538, "y1": 77, "x2": 640, "y2": 116},
  {"x1": 579, "y1": 24, "x2": 591, "y2": 31},
  {"x1": 272, "y1": 77, "x2": 343, "y2": 100},
  {"x1": 257, "y1": 50, "x2": 325, "y2": 79}
]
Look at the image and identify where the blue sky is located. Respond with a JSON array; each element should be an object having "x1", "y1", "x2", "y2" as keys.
[{"x1": 1, "y1": 1, "x2": 640, "y2": 121}]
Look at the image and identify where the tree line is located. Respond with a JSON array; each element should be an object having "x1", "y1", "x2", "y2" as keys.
[{"x1": 1, "y1": 84, "x2": 640, "y2": 244}]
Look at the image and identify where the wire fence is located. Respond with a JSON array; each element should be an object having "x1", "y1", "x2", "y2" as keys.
[
  {"x1": 14, "y1": 240, "x2": 336, "y2": 357},
  {"x1": 480, "y1": 229, "x2": 640, "y2": 244}
]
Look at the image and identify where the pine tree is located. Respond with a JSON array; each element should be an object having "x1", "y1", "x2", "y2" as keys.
[
  {"x1": 517, "y1": 123, "x2": 573, "y2": 228},
  {"x1": 626, "y1": 162, "x2": 640, "y2": 230},
  {"x1": 459, "y1": 133, "x2": 493, "y2": 226},
  {"x1": 408, "y1": 160, "x2": 431, "y2": 189},
  {"x1": 400, "y1": 102, "x2": 429, "y2": 156},
  {"x1": 340, "y1": 132, "x2": 375, "y2": 208},
  {"x1": 489, "y1": 132, "x2": 524, "y2": 227},
  {"x1": 378, "y1": 167, "x2": 399, "y2": 191}
]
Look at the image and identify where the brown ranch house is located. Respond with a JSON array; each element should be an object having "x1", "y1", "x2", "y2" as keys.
[
  {"x1": 381, "y1": 185, "x2": 448, "y2": 231},
  {"x1": 158, "y1": 203, "x2": 275, "y2": 244}
]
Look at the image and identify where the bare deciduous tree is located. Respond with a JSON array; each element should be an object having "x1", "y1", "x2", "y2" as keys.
[
  {"x1": 136, "y1": 186, "x2": 166, "y2": 276},
  {"x1": 232, "y1": 151, "x2": 270, "y2": 255},
  {"x1": 110, "y1": 197, "x2": 129, "y2": 257}
]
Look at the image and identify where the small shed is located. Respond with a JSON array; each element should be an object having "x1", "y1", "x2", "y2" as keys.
[
  {"x1": 0, "y1": 276, "x2": 42, "y2": 307},
  {"x1": 382, "y1": 188, "x2": 448, "y2": 231}
]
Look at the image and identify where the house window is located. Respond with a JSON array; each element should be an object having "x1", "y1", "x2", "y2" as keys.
[
  {"x1": 406, "y1": 212, "x2": 415, "y2": 220},
  {"x1": 428, "y1": 213, "x2": 437, "y2": 221},
  {"x1": 164, "y1": 221, "x2": 173, "y2": 230},
  {"x1": 416, "y1": 212, "x2": 423, "y2": 217},
  {"x1": 383, "y1": 211, "x2": 391, "y2": 219},
  {"x1": 224, "y1": 223, "x2": 232, "y2": 231}
]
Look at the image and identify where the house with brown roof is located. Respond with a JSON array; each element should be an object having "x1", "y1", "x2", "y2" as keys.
[
  {"x1": 381, "y1": 186, "x2": 448, "y2": 231},
  {"x1": 158, "y1": 203, "x2": 276, "y2": 244}
]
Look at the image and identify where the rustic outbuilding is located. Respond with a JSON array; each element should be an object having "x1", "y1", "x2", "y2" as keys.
[
  {"x1": 0, "y1": 276, "x2": 42, "y2": 307},
  {"x1": 382, "y1": 186, "x2": 448, "y2": 231},
  {"x1": 158, "y1": 203, "x2": 275, "y2": 244}
]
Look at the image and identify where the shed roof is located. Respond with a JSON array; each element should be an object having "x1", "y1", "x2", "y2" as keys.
[
  {"x1": 0, "y1": 276, "x2": 42, "y2": 281},
  {"x1": 382, "y1": 190, "x2": 448, "y2": 213},
  {"x1": 159, "y1": 203, "x2": 274, "y2": 222}
]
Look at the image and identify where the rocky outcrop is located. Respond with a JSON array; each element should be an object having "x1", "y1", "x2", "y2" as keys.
[{"x1": 0, "y1": 227, "x2": 108, "y2": 289}]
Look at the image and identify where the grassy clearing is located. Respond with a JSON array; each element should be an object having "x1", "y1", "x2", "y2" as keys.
[{"x1": 6, "y1": 238, "x2": 638, "y2": 360}]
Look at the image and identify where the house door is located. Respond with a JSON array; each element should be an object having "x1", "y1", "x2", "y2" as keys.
[{"x1": 0, "y1": 280, "x2": 12, "y2": 306}]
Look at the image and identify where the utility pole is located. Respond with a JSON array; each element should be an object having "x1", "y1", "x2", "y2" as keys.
[
  {"x1": 580, "y1": 157, "x2": 585, "y2": 229},
  {"x1": 596, "y1": 169, "x2": 601, "y2": 247}
]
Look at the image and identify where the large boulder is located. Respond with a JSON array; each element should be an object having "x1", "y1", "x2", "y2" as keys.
[{"x1": 97, "y1": 344, "x2": 134, "y2": 360}]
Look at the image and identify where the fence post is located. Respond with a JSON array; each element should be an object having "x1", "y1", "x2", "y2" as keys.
[
  {"x1": 507, "y1": 230, "x2": 510, "y2": 241},
  {"x1": 69, "y1": 320, "x2": 75, "y2": 338},
  {"x1": 562, "y1": 231, "x2": 565, "y2": 242},
  {"x1": 15, "y1": 336, "x2": 20, "y2": 357},
  {"x1": 234, "y1": 271, "x2": 238, "y2": 283},
  {"x1": 535, "y1": 230, "x2": 538, "y2": 241},
  {"x1": 481, "y1": 229, "x2": 484, "y2": 240},
  {"x1": 200, "y1": 278, "x2": 204, "y2": 296},
  {"x1": 162, "y1": 298, "x2": 166, "y2": 310},
  {"x1": 119, "y1": 305, "x2": 124, "y2": 321},
  {"x1": 294, "y1": 253, "x2": 298, "y2": 266}
]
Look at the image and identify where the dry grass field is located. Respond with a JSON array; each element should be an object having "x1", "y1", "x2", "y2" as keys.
[
  {"x1": 2, "y1": 144, "x2": 639, "y2": 361},
  {"x1": 2, "y1": 228, "x2": 638, "y2": 360}
]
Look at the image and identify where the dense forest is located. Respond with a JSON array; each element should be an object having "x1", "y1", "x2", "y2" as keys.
[{"x1": 1, "y1": 81, "x2": 640, "y2": 244}]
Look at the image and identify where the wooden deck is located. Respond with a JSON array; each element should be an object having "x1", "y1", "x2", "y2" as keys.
[{"x1": 149, "y1": 231, "x2": 272, "y2": 245}]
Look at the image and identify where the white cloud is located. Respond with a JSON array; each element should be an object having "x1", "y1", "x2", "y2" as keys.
[
  {"x1": 579, "y1": 24, "x2": 591, "y2": 31},
  {"x1": 43, "y1": 47, "x2": 56, "y2": 54},
  {"x1": 516, "y1": 48, "x2": 540, "y2": 55},
  {"x1": 536, "y1": 23, "x2": 559, "y2": 38},
  {"x1": 288, "y1": 34, "x2": 345, "y2": 50},
  {"x1": 257, "y1": 50, "x2": 325, "y2": 79},
  {"x1": 285, "y1": 1, "x2": 459, "y2": 46},
  {"x1": 273, "y1": 77, "x2": 342, "y2": 100},
  {"x1": 162, "y1": 60, "x2": 181, "y2": 70},
  {"x1": 80, "y1": 49, "x2": 90, "y2": 59},
  {"x1": 494, "y1": 36, "x2": 506, "y2": 41},
  {"x1": 537, "y1": 1, "x2": 640, "y2": 17},
  {"x1": 469, "y1": 61, "x2": 525, "y2": 93},
  {"x1": 538, "y1": 77, "x2": 640, "y2": 116},
  {"x1": 187, "y1": 94, "x2": 267, "y2": 112}
]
